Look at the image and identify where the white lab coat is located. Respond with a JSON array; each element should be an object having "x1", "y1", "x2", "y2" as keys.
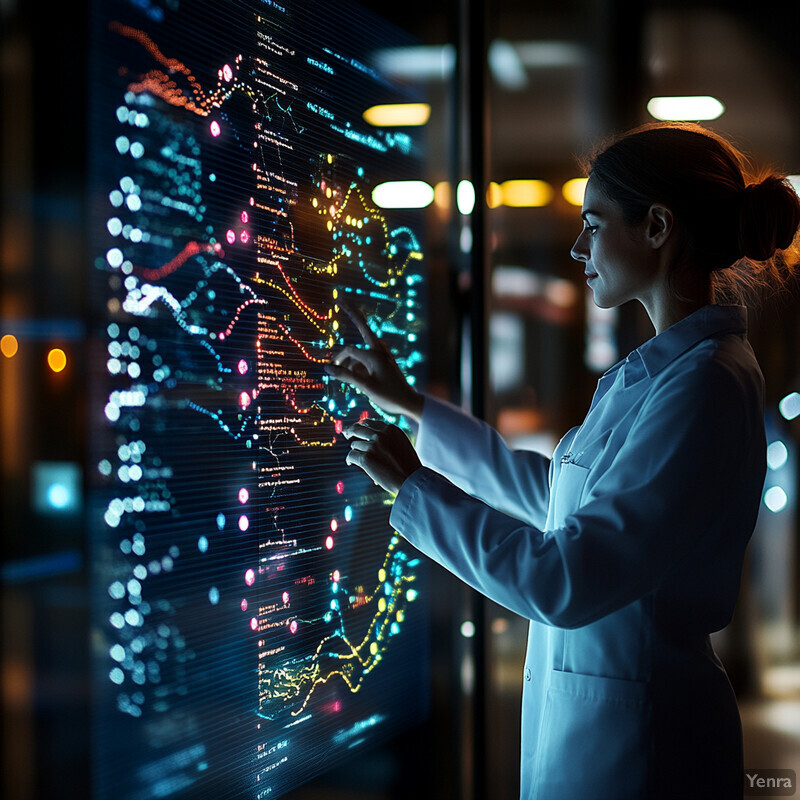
[{"x1": 390, "y1": 304, "x2": 766, "y2": 799}]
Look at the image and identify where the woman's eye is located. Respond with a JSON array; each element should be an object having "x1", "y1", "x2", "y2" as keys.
[{"x1": 584, "y1": 224, "x2": 598, "y2": 235}]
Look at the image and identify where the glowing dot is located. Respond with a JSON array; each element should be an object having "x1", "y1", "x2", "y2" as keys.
[
  {"x1": 764, "y1": 486, "x2": 788, "y2": 513},
  {"x1": 282, "y1": 591, "x2": 290, "y2": 604},
  {"x1": 210, "y1": 120, "x2": 221, "y2": 137},
  {"x1": 239, "y1": 514, "x2": 249, "y2": 532},
  {"x1": 287, "y1": 620, "x2": 298, "y2": 635},
  {"x1": 332, "y1": 570, "x2": 340, "y2": 583},
  {"x1": 460, "y1": 620, "x2": 476, "y2": 638},
  {"x1": 239, "y1": 391, "x2": 251, "y2": 409},
  {"x1": 767, "y1": 441, "x2": 789, "y2": 470},
  {"x1": 325, "y1": 535, "x2": 334, "y2": 550},
  {"x1": 47, "y1": 348, "x2": 67, "y2": 373},
  {"x1": 239, "y1": 487, "x2": 249, "y2": 504},
  {"x1": 240, "y1": 598, "x2": 248, "y2": 611},
  {"x1": 237, "y1": 359, "x2": 249, "y2": 376},
  {"x1": 406, "y1": 589, "x2": 418, "y2": 602},
  {"x1": 198, "y1": 536, "x2": 209, "y2": 553},
  {"x1": 107, "y1": 248, "x2": 124, "y2": 268},
  {"x1": 222, "y1": 63, "x2": 233, "y2": 82},
  {"x1": 1, "y1": 334, "x2": 19, "y2": 358},
  {"x1": 330, "y1": 519, "x2": 338, "y2": 532},
  {"x1": 359, "y1": 410, "x2": 370, "y2": 422},
  {"x1": 216, "y1": 513, "x2": 225, "y2": 530},
  {"x1": 344, "y1": 505, "x2": 353, "y2": 522},
  {"x1": 249, "y1": 197, "x2": 254, "y2": 206},
  {"x1": 336, "y1": 480, "x2": 344, "y2": 494},
  {"x1": 226, "y1": 229, "x2": 236, "y2": 245},
  {"x1": 241, "y1": 210, "x2": 249, "y2": 224},
  {"x1": 250, "y1": 617, "x2": 259, "y2": 631},
  {"x1": 370, "y1": 642, "x2": 379, "y2": 656},
  {"x1": 334, "y1": 420, "x2": 343, "y2": 434}
]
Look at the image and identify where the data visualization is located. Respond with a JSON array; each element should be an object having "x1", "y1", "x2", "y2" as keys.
[{"x1": 88, "y1": 2, "x2": 428, "y2": 797}]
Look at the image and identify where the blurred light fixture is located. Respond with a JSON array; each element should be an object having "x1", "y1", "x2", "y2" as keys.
[
  {"x1": 460, "y1": 620, "x2": 476, "y2": 638},
  {"x1": 779, "y1": 392, "x2": 800, "y2": 421},
  {"x1": 1, "y1": 333, "x2": 18, "y2": 358},
  {"x1": 500, "y1": 180, "x2": 553, "y2": 207},
  {"x1": 488, "y1": 39, "x2": 528, "y2": 89},
  {"x1": 764, "y1": 486, "x2": 788, "y2": 513},
  {"x1": 362, "y1": 103, "x2": 431, "y2": 127},
  {"x1": 47, "y1": 347, "x2": 67, "y2": 373},
  {"x1": 787, "y1": 175, "x2": 800, "y2": 196},
  {"x1": 562, "y1": 178, "x2": 588, "y2": 206},
  {"x1": 646, "y1": 95, "x2": 725, "y2": 121},
  {"x1": 457, "y1": 180, "x2": 475, "y2": 215},
  {"x1": 374, "y1": 45, "x2": 456, "y2": 80},
  {"x1": 32, "y1": 461, "x2": 82, "y2": 514},
  {"x1": 767, "y1": 440, "x2": 789, "y2": 470},
  {"x1": 372, "y1": 181, "x2": 433, "y2": 209},
  {"x1": 486, "y1": 182, "x2": 503, "y2": 209},
  {"x1": 433, "y1": 181, "x2": 451, "y2": 210}
]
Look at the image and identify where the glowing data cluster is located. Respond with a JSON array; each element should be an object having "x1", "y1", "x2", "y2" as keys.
[{"x1": 90, "y1": 1, "x2": 428, "y2": 798}]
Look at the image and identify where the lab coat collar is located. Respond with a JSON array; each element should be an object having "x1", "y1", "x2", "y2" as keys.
[{"x1": 601, "y1": 304, "x2": 748, "y2": 387}]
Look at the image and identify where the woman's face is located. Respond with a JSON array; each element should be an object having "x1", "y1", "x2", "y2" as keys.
[{"x1": 570, "y1": 177, "x2": 656, "y2": 309}]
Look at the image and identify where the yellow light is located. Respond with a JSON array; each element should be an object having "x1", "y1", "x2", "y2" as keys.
[
  {"x1": 433, "y1": 181, "x2": 451, "y2": 210},
  {"x1": 372, "y1": 181, "x2": 434, "y2": 209},
  {"x1": 486, "y1": 182, "x2": 503, "y2": 209},
  {"x1": 646, "y1": 95, "x2": 725, "y2": 121},
  {"x1": 501, "y1": 179, "x2": 554, "y2": 207},
  {"x1": 47, "y1": 347, "x2": 67, "y2": 373},
  {"x1": 1, "y1": 334, "x2": 18, "y2": 358},
  {"x1": 363, "y1": 103, "x2": 431, "y2": 127},
  {"x1": 562, "y1": 178, "x2": 588, "y2": 206}
]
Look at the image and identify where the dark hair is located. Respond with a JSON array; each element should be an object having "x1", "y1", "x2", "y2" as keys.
[{"x1": 583, "y1": 122, "x2": 800, "y2": 305}]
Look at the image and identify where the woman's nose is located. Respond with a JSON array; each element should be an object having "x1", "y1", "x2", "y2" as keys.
[{"x1": 570, "y1": 231, "x2": 588, "y2": 262}]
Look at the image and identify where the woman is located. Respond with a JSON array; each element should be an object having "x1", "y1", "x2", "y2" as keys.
[{"x1": 325, "y1": 122, "x2": 800, "y2": 799}]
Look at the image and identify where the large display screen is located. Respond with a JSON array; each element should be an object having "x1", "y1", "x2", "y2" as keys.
[{"x1": 88, "y1": 1, "x2": 429, "y2": 797}]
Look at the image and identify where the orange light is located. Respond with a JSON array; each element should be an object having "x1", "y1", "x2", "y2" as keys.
[
  {"x1": 47, "y1": 348, "x2": 67, "y2": 373},
  {"x1": 1, "y1": 334, "x2": 18, "y2": 358}
]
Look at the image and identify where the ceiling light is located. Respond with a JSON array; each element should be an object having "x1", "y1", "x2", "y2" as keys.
[
  {"x1": 363, "y1": 103, "x2": 431, "y2": 127},
  {"x1": 646, "y1": 95, "x2": 725, "y2": 121}
]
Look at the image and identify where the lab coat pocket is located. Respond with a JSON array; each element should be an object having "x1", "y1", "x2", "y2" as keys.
[
  {"x1": 533, "y1": 670, "x2": 650, "y2": 800},
  {"x1": 552, "y1": 461, "x2": 590, "y2": 528}
]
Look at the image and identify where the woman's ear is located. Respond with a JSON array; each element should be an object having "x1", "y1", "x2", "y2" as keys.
[{"x1": 646, "y1": 203, "x2": 674, "y2": 249}]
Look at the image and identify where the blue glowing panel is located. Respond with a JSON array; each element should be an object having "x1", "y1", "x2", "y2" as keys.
[{"x1": 88, "y1": 2, "x2": 429, "y2": 797}]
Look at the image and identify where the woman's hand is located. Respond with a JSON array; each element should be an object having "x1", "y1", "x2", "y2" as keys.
[
  {"x1": 325, "y1": 301, "x2": 423, "y2": 422},
  {"x1": 344, "y1": 419, "x2": 422, "y2": 495}
]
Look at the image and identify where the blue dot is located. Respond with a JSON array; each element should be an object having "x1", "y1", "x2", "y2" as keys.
[
  {"x1": 198, "y1": 536, "x2": 209, "y2": 553},
  {"x1": 209, "y1": 587, "x2": 219, "y2": 605},
  {"x1": 216, "y1": 513, "x2": 225, "y2": 530}
]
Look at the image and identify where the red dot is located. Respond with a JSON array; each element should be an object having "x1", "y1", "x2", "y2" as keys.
[
  {"x1": 250, "y1": 617, "x2": 258, "y2": 631},
  {"x1": 222, "y1": 64, "x2": 233, "y2": 82},
  {"x1": 238, "y1": 359, "x2": 249, "y2": 375},
  {"x1": 226, "y1": 229, "x2": 236, "y2": 245},
  {"x1": 239, "y1": 487, "x2": 249, "y2": 504},
  {"x1": 332, "y1": 569, "x2": 340, "y2": 583},
  {"x1": 359, "y1": 410, "x2": 370, "y2": 422},
  {"x1": 282, "y1": 591, "x2": 289, "y2": 604},
  {"x1": 240, "y1": 229, "x2": 249, "y2": 244},
  {"x1": 334, "y1": 419, "x2": 343, "y2": 434},
  {"x1": 241, "y1": 210, "x2": 249, "y2": 224},
  {"x1": 330, "y1": 519, "x2": 338, "y2": 532},
  {"x1": 289, "y1": 620, "x2": 298, "y2": 634},
  {"x1": 325, "y1": 535, "x2": 334, "y2": 550},
  {"x1": 241, "y1": 598, "x2": 248, "y2": 611},
  {"x1": 245, "y1": 568, "x2": 255, "y2": 586},
  {"x1": 210, "y1": 120, "x2": 221, "y2": 137},
  {"x1": 336, "y1": 481, "x2": 344, "y2": 494}
]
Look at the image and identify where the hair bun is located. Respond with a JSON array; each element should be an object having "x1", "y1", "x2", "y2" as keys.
[{"x1": 738, "y1": 176, "x2": 800, "y2": 261}]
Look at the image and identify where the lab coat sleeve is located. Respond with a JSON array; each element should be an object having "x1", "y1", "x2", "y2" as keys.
[
  {"x1": 414, "y1": 393, "x2": 552, "y2": 529},
  {"x1": 390, "y1": 360, "x2": 759, "y2": 628}
]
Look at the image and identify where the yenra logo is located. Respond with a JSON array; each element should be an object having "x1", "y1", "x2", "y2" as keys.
[{"x1": 744, "y1": 769, "x2": 796, "y2": 796}]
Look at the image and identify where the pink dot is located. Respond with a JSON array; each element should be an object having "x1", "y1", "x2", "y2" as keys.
[
  {"x1": 250, "y1": 617, "x2": 259, "y2": 631},
  {"x1": 240, "y1": 230, "x2": 249, "y2": 244},
  {"x1": 282, "y1": 591, "x2": 290, "y2": 604},
  {"x1": 289, "y1": 619, "x2": 298, "y2": 634},
  {"x1": 226, "y1": 229, "x2": 236, "y2": 245},
  {"x1": 239, "y1": 391, "x2": 251, "y2": 410},
  {"x1": 332, "y1": 569, "x2": 340, "y2": 583},
  {"x1": 249, "y1": 197, "x2": 255, "y2": 206},
  {"x1": 238, "y1": 359, "x2": 249, "y2": 375},
  {"x1": 359, "y1": 410, "x2": 370, "y2": 422},
  {"x1": 241, "y1": 210, "x2": 249, "y2": 224},
  {"x1": 330, "y1": 519, "x2": 338, "y2": 532},
  {"x1": 218, "y1": 332, "x2": 225, "y2": 341},
  {"x1": 245, "y1": 568, "x2": 255, "y2": 586},
  {"x1": 333, "y1": 700, "x2": 341, "y2": 712},
  {"x1": 222, "y1": 63, "x2": 233, "y2": 82},
  {"x1": 241, "y1": 598, "x2": 248, "y2": 611},
  {"x1": 334, "y1": 420, "x2": 343, "y2": 434},
  {"x1": 239, "y1": 514, "x2": 249, "y2": 532},
  {"x1": 239, "y1": 487, "x2": 249, "y2": 504},
  {"x1": 336, "y1": 481, "x2": 344, "y2": 494},
  {"x1": 325, "y1": 535, "x2": 334, "y2": 550},
  {"x1": 210, "y1": 120, "x2": 221, "y2": 137}
]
